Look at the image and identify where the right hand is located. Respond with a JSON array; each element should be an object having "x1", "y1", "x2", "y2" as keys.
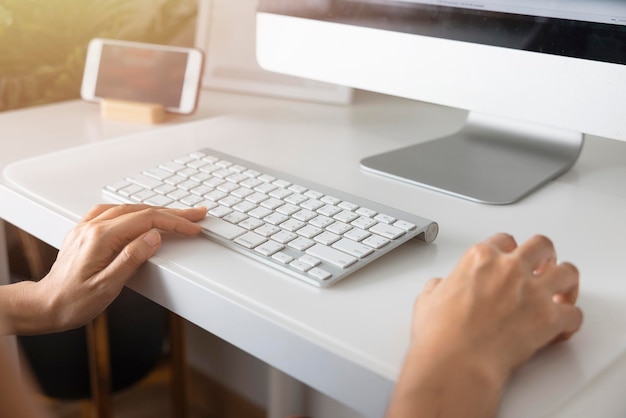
[{"x1": 410, "y1": 233, "x2": 583, "y2": 383}]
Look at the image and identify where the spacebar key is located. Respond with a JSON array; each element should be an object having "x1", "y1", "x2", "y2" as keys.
[
  {"x1": 197, "y1": 216, "x2": 246, "y2": 240},
  {"x1": 306, "y1": 244, "x2": 358, "y2": 269}
]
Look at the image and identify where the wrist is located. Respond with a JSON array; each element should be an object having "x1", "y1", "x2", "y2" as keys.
[
  {"x1": 387, "y1": 343, "x2": 508, "y2": 418},
  {"x1": 0, "y1": 280, "x2": 55, "y2": 335},
  {"x1": 34, "y1": 274, "x2": 67, "y2": 333}
]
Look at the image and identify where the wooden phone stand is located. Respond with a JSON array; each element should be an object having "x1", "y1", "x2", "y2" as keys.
[{"x1": 100, "y1": 98, "x2": 166, "y2": 124}]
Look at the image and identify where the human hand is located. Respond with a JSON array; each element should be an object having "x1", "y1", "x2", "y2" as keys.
[
  {"x1": 33, "y1": 204, "x2": 207, "y2": 333},
  {"x1": 411, "y1": 233, "x2": 583, "y2": 384},
  {"x1": 385, "y1": 234, "x2": 583, "y2": 418}
]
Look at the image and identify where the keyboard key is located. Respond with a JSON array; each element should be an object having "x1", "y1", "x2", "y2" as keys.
[
  {"x1": 261, "y1": 197, "x2": 284, "y2": 210},
  {"x1": 309, "y1": 215, "x2": 334, "y2": 229},
  {"x1": 374, "y1": 213, "x2": 396, "y2": 224},
  {"x1": 362, "y1": 234, "x2": 390, "y2": 249},
  {"x1": 276, "y1": 203, "x2": 300, "y2": 216},
  {"x1": 280, "y1": 218, "x2": 305, "y2": 232},
  {"x1": 106, "y1": 179, "x2": 132, "y2": 192},
  {"x1": 297, "y1": 225, "x2": 323, "y2": 239},
  {"x1": 290, "y1": 260, "x2": 312, "y2": 272},
  {"x1": 338, "y1": 201, "x2": 359, "y2": 211},
  {"x1": 292, "y1": 209, "x2": 317, "y2": 222},
  {"x1": 333, "y1": 210, "x2": 359, "y2": 223},
  {"x1": 223, "y1": 212, "x2": 248, "y2": 224},
  {"x1": 160, "y1": 161, "x2": 185, "y2": 172},
  {"x1": 288, "y1": 184, "x2": 307, "y2": 194},
  {"x1": 320, "y1": 195, "x2": 341, "y2": 205},
  {"x1": 273, "y1": 179, "x2": 291, "y2": 188},
  {"x1": 181, "y1": 195, "x2": 204, "y2": 206},
  {"x1": 255, "y1": 241, "x2": 284, "y2": 256},
  {"x1": 284, "y1": 193, "x2": 308, "y2": 205},
  {"x1": 145, "y1": 167, "x2": 173, "y2": 181},
  {"x1": 218, "y1": 195, "x2": 242, "y2": 207},
  {"x1": 232, "y1": 201, "x2": 257, "y2": 213},
  {"x1": 332, "y1": 239, "x2": 374, "y2": 259},
  {"x1": 269, "y1": 188, "x2": 292, "y2": 199},
  {"x1": 272, "y1": 252, "x2": 294, "y2": 264},
  {"x1": 208, "y1": 206, "x2": 232, "y2": 218},
  {"x1": 197, "y1": 216, "x2": 246, "y2": 240},
  {"x1": 255, "y1": 224, "x2": 281, "y2": 237},
  {"x1": 118, "y1": 183, "x2": 142, "y2": 196},
  {"x1": 264, "y1": 212, "x2": 288, "y2": 225},
  {"x1": 272, "y1": 230, "x2": 298, "y2": 244},
  {"x1": 190, "y1": 185, "x2": 213, "y2": 196},
  {"x1": 309, "y1": 267, "x2": 332, "y2": 281},
  {"x1": 304, "y1": 190, "x2": 324, "y2": 199},
  {"x1": 299, "y1": 255, "x2": 321, "y2": 267},
  {"x1": 167, "y1": 189, "x2": 190, "y2": 201},
  {"x1": 369, "y1": 223, "x2": 405, "y2": 240},
  {"x1": 246, "y1": 192, "x2": 269, "y2": 204},
  {"x1": 344, "y1": 228, "x2": 370, "y2": 242},
  {"x1": 288, "y1": 237, "x2": 315, "y2": 251},
  {"x1": 356, "y1": 207, "x2": 377, "y2": 217},
  {"x1": 306, "y1": 244, "x2": 357, "y2": 269},
  {"x1": 131, "y1": 190, "x2": 156, "y2": 202},
  {"x1": 239, "y1": 218, "x2": 264, "y2": 230},
  {"x1": 129, "y1": 174, "x2": 163, "y2": 189},
  {"x1": 327, "y1": 221, "x2": 352, "y2": 235},
  {"x1": 314, "y1": 231, "x2": 341, "y2": 246},
  {"x1": 302, "y1": 199, "x2": 325, "y2": 211},
  {"x1": 316, "y1": 204, "x2": 341, "y2": 217},
  {"x1": 164, "y1": 174, "x2": 186, "y2": 186},
  {"x1": 351, "y1": 216, "x2": 377, "y2": 230},
  {"x1": 248, "y1": 207, "x2": 273, "y2": 219},
  {"x1": 235, "y1": 232, "x2": 267, "y2": 249},
  {"x1": 145, "y1": 195, "x2": 174, "y2": 207},
  {"x1": 394, "y1": 220, "x2": 417, "y2": 231},
  {"x1": 232, "y1": 187, "x2": 255, "y2": 198}
]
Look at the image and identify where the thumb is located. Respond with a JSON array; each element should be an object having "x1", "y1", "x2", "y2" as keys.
[{"x1": 104, "y1": 229, "x2": 162, "y2": 287}]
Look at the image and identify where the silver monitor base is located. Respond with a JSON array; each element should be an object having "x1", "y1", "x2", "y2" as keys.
[{"x1": 360, "y1": 112, "x2": 584, "y2": 205}]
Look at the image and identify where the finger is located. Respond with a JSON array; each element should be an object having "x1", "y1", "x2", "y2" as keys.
[
  {"x1": 551, "y1": 304, "x2": 584, "y2": 343},
  {"x1": 98, "y1": 229, "x2": 163, "y2": 290},
  {"x1": 515, "y1": 235, "x2": 557, "y2": 271},
  {"x1": 483, "y1": 233, "x2": 518, "y2": 253},
  {"x1": 102, "y1": 208, "x2": 205, "y2": 244},
  {"x1": 95, "y1": 204, "x2": 207, "y2": 223},
  {"x1": 542, "y1": 262, "x2": 579, "y2": 302},
  {"x1": 91, "y1": 203, "x2": 153, "y2": 221},
  {"x1": 81, "y1": 204, "x2": 120, "y2": 222},
  {"x1": 542, "y1": 262, "x2": 579, "y2": 293}
]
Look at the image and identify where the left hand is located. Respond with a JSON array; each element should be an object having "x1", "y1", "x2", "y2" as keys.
[{"x1": 36, "y1": 204, "x2": 206, "y2": 333}]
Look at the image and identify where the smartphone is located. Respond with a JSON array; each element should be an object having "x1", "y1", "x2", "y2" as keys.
[{"x1": 81, "y1": 38, "x2": 204, "y2": 114}]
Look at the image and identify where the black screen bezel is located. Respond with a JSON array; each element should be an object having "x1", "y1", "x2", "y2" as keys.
[{"x1": 259, "y1": 0, "x2": 626, "y2": 65}]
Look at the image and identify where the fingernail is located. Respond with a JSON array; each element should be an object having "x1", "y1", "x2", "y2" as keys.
[{"x1": 143, "y1": 229, "x2": 161, "y2": 247}]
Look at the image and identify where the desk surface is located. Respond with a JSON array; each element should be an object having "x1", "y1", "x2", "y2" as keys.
[{"x1": 2, "y1": 90, "x2": 626, "y2": 417}]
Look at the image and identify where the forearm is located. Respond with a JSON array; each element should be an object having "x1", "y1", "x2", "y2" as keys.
[
  {"x1": 0, "y1": 315, "x2": 51, "y2": 418},
  {"x1": 0, "y1": 280, "x2": 55, "y2": 335},
  {"x1": 386, "y1": 346, "x2": 506, "y2": 418}
]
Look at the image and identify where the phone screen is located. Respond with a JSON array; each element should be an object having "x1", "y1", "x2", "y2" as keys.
[{"x1": 95, "y1": 44, "x2": 189, "y2": 108}]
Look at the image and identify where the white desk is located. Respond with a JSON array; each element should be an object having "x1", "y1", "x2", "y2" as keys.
[{"x1": 2, "y1": 90, "x2": 626, "y2": 418}]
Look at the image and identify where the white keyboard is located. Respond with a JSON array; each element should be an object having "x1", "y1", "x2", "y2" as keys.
[{"x1": 103, "y1": 148, "x2": 438, "y2": 287}]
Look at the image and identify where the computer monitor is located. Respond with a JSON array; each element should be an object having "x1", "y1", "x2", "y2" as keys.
[{"x1": 256, "y1": 0, "x2": 626, "y2": 204}]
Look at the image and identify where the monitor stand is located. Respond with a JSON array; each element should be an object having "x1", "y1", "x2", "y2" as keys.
[{"x1": 360, "y1": 112, "x2": 584, "y2": 205}]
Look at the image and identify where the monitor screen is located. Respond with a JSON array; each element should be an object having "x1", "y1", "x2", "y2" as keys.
[{"x1": 256, "y1": 0, "x2": 626, "y2": 203}]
